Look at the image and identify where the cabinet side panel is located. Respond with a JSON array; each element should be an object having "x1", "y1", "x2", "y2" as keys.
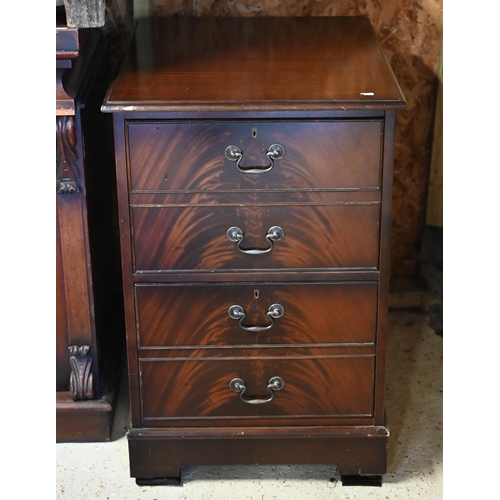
[
  {"x1": 113, "y1": 112, "x2": 142, "y2": 426},
  {"x1": 374, "y1": 110, "x2": 395, "y2": 425}
]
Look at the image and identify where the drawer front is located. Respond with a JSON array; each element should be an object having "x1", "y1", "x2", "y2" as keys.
[
  {"x1": 135, "y1": 282, "x2": 378, "y2": 347},
  {"x1": 140, "y1": 356, "x2": 375, "y2": 420},
  {"x1": 126, "y1": 120, "x2": 382, "y2": 192},
  {"x1": 131, "y1": 204, "x2": 380, "y2": 272}
]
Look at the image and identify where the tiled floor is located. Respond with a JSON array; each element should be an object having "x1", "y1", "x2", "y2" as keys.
[{"x1": 56, "y1": 309, "x2": 443, "y2": 499}]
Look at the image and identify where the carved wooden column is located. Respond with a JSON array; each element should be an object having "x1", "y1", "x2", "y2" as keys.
[{"x1": 56, "y1": 10, "x2": 125, "y2": 442}]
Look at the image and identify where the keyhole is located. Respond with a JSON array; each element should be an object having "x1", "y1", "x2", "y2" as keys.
[
  {"x1": 254, "y1": 290, "x2": 259, "y2": 299},
  {"x1": 252, "y1": 128, "x2": 257, "y2": 138}
]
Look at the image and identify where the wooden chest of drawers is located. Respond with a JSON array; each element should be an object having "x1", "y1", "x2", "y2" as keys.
[{"x1": 102, "y1": 15, "x2": 406, "y2": 485}]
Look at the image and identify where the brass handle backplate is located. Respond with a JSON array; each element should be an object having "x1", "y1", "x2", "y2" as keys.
[
  {"x1": 228, "y1": 303, "x2": 285, "y2": 332},
  {"x1": 225, "y1": 144, "x2": 285, "y2": 174},
  {"x1": 227, "y1": 226, "x2": 284, "y2": 255},
  {"x1": 229, "y1": 376, "x2": 285, "y2": 404}
]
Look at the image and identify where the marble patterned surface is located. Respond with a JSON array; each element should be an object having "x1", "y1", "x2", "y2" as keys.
[
  {"x1": 56, "y1": 309, "x2": 443, "y2": 499},
  {"x1": 144, "y1": 0, "x2": 443, "y2": 279}
]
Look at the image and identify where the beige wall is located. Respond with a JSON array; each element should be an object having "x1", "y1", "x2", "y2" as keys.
[{"x1": 132, "y1": 0, "x2": 443, "y2": 279}]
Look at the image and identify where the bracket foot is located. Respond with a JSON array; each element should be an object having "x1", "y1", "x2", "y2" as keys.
[
  {"x1": 341, "y1": 474, "x2": 382, "y2": 487},
  {"x1": 135, "y1": 476, "x2": 182, "y2": 486}
]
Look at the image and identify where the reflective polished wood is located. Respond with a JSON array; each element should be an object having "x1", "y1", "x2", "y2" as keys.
[{"x1": 103, "y1": 16, "x2": 405, "y2": 112}]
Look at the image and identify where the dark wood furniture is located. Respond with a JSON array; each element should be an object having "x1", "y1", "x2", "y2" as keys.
[
  {"x1": 102, "y1": 16, "x2": 406, "y2": 484},
  {"x1": 56, "y1": 19, "x2": 124, "y2": 442}
]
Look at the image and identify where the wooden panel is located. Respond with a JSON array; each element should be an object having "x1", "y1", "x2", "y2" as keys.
[
  {"x1": 127, "y1": 120, "x2": 383, "y2": 192},
  {"x1": 56, "y1": 186, "x2": 93, "y2": 348},
  {"x1": 131, "y1": 204, "x2": 380, "y2": 272},
  {"x1": 104, "y1": 16, "x2": 404, "y2": 110},
  {"x1": 135, "y1": 282, "x2": 378, "y2": 347},
  {"x1": 139, "y1": 356, "x2": 375, "y2": 420}
]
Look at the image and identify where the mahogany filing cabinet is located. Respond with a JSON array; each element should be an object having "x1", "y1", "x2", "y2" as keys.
[{"x1": 102, "y1": 16, "x2": 406, "y2": 485}]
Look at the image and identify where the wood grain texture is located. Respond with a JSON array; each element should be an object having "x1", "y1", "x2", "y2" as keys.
[
  {"x1": 56, "y1": 391, "x2": 115, "y2": 443},
  {"x1": 127, "y1": 120, "x2": 383, "y2": 192},
  {"x1": 139, "y1": 356, "x2": 375, "y2": 420},
  {"x1": 103, "y1": 16, "x2": 405, "y2": 111},
  {"x1": 131, "y1": 204, "x2": 380, "y2": 272},
  {"x1": 56, "y1": 172, "x2": 93, "y2": 350},
  {"x1": 145, "y1": 0, "x2": 442, "y2": 278},
  {"x1": 135, "y1": 282, "x2": 378, "y2": 347},
  {"x1": 56, "y1": 209, "x2": 71, "y2": 390}
]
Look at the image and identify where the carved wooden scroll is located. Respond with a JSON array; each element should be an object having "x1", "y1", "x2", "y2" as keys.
[
  {"x1": 56, "y1": 116, "x2": 81, "y2": 195},
  {"x1": 69, "y1": 345, "x2": 94, "y2": 400}
]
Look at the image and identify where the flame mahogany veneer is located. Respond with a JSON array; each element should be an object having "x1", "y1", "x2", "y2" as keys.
[{"x1": 102, "y1": 15, "x2": 406, "y2": 484}]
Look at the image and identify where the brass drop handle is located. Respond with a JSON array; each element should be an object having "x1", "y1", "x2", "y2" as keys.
[
  {"x1": 227, "y1": 226, "x2": 284, "y2": 255},
  {"x1": 225, "y1": 144, "x2": 285, "y2": 174},
  {"x1": 229, "y1": 376, "x2": 285, "y2": 404},
  {"x1": 228, "y1": 303, "x2": 285, "y2": 332}
]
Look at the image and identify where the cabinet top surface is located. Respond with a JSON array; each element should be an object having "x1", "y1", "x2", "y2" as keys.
[{"x1": 102, "y1": 16, "x2": 406, "y2": 113}]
